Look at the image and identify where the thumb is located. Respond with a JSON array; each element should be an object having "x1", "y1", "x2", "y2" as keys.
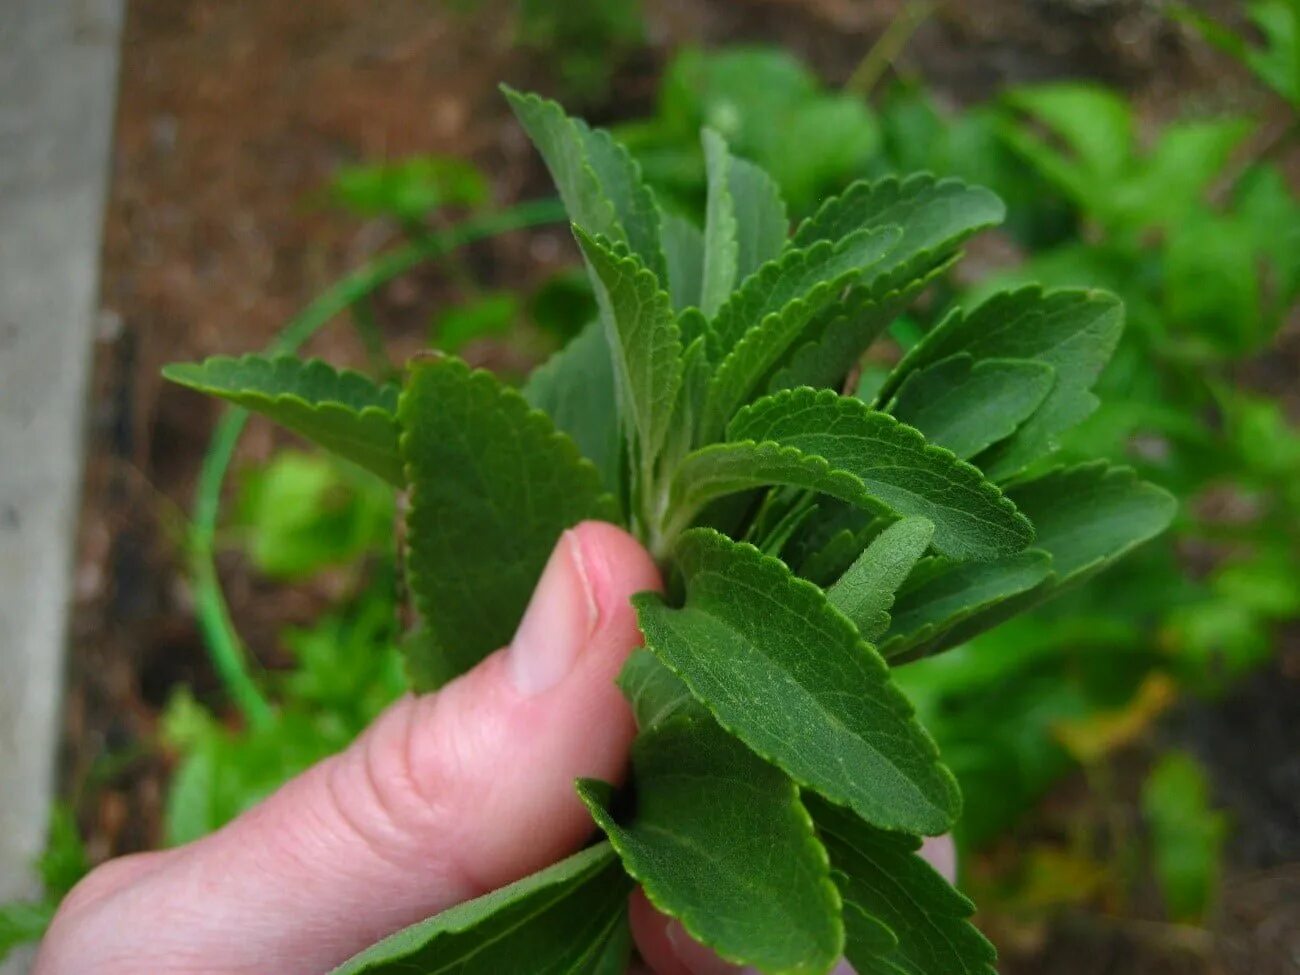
[{"x1": 37, "y1": 521, "x2": 661, "y2": 975}]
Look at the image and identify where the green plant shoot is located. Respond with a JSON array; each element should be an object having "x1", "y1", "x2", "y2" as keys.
[{"x1": 164, "y1": 86, "x2": 1175, "y2": 974}]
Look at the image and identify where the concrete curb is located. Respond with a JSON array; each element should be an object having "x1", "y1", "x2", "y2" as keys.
[{"x1": 0, "y1": 0, "x2": 124, "y2": 969}]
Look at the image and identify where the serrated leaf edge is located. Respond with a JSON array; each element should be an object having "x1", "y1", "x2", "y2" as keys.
[
  {"x1": 732, "y1": 387, "x2": 1036, "y2": 559},
  {"x1": 876, "y1": 549, "x2": 1055, "y2": 658},
  {"x1": 785, "y1": 172, "x2": 998, "y2": 248},
  {"x1": 398, "y1": 356, "x2": 619, "y2": 637},
  {"x1": 635, "y1": 529, "x2": 963, "y2": 834},
  {"x1": 669, "y1": 439, "x2": 891, "y2": 525},
  {"x1": 163, "y1": 354, "x2": 404, "y2": 483},
  {"x1": 703, "y1": 228, "x2": 902, "y2": 437},
  {"x1": 576, "y1": 732, "x2": 847, "y2": 975}
]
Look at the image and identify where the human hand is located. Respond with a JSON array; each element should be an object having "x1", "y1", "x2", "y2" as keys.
[{"x1": 35, "y1": 522, "x2": 953, "y2": 975}]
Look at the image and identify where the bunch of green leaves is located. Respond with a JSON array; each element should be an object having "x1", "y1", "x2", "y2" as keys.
[
  {"x1": 233, "y1": 450, "x2": 395, "y2": 580},
  {"x1": 329, "y1": 156, "x2": 489, "y2": 225},
  {"x1": 162, "y1": 594, "x2": 406, "y2": 845},
  {"x1": 862, "y1": 80, "x2": 1298, "y2": 897},
  {"x1": 166, "y1": 452, "x2": 406, "y2": 844},
  {"x1": 1141, "y1": 751, "x2": 1228, "y2": 923},
  {"x1": 987, "y1": 82, "x2": 1300, "y2": 672},
  {"x1": 1174, "y1": 0, "x2": 1300, "y2": 109},
  {"x1": 992, "y1": 83, "x2": 1300, "y2": 358},
  {"x1": 514, "y1": 0, "x2": 645, "y2": 102},
  {"x1": 0, "y1": 805, "x2": 91, "y2": 963},
  {"x1": 430, "y1": 270, "x2": 597, "y2": 358},
  {"x1": 164, "y1": 88, "x2": 1173, "y2": 974},
  {"x1": 619, "y1": 46, "x2": 880, "y2": 215}
]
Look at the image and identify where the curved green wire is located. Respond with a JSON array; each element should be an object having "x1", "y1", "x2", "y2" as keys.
[{"x1": 188, "y1": 199, "x2": 567, "y2": 729}]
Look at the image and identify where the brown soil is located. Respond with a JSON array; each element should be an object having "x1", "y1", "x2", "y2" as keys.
[{"x1": 64, "y1": 1, "x2": 1292, "y2": 971}]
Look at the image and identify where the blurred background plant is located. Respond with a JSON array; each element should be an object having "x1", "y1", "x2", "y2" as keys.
[{"x1": 10, "y1": 1, "x2": 1298, "y2": 971}]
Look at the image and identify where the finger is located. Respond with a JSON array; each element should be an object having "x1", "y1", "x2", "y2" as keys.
[
  {"x1": 37, "y1": 521, "x2": 661, "y2": 975},
  {"x1": 919, "y1": 834, "x2": 957, "y2": 884},
  {"x1": 630, "y1": 837, "x2": 958, "y2": 974}
]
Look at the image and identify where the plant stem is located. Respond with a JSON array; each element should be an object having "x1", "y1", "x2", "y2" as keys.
[
  {"x1": 187, "y1": 198, "x2": 566, "y2": 730},
  {"x1": 844, "y1": 1, "x2": 934, "y2": 97}
]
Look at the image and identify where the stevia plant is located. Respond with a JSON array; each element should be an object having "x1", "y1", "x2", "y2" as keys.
[{"x1": 163, "y1": 87, "x2": 1175, "y2": 975}]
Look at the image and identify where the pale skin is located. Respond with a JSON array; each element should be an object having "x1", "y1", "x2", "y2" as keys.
[{"x1": 35, "y1": 521, "x2": 953, "y2": 975}]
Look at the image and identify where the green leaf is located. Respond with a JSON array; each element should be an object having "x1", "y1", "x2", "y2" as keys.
[
  {"x1": 574, "y1": 230, "x2": 683, "y2": 468},
  {"x1": 578, "y1": 717, "x2": 844, "y2": 975},
  {"x1": 879, "y1": 550, "x2": 1054, "y2": 659},
  {"x1": 887, "y1": 287, "x2": 1124, "y2": 480},
  {"x1": 329, "y1": 844, "x2": 631, "y2": 974},
  {"x1": 634, "y1": 529, "x2": 961, "y2": 835},
  {"x1": 828, "y1": 517, "x2": 935, "y2": 641},
  {"x1": 330, "y1": 155, "x2": 487, "y2": 221},
  {"x1": 660, "y1": 335, "x2": 711, "y2": 473},
  {"x1": 401, "y1": 356, "x2": 616, "y2": 687},
  {"x1": 730, "y1": 389, "x2": 1033, "y2": 561},
  {"x1": 791, "y1": 174, "x2": 1005, "y2": 292},
  {"x1": 700, "y1": 129, "x2": 740, "y2": 317},
  {"x1": 660, "y1": 210, "x2": 704, "y2": 312},
  {"x1": 810, "y1": 796, "x2": 997, "y2": 975},
  {"x1": 780, "y1": 502, "x2": 882, "y2": 587},
  {"x1": 163, "y1": 355, "x2": 403, "y2": 485},
  {"x1": 767, "y1": 261, "x2": 954, "y2": 395},
  {"x1": 702, "y1": 228, "x2": 902, "y2": 437},
  {"x1": 1141, "y1": 752, "x2": 1227, "y2": 923},
  {"x1": 617, "y1": 648, "x2": 707, "y2": 731},
  {"x1": 1006, "y1": 461, "x2": 1176, "y2": 584},
  {"x1": 524, "y1": 320, "x2": 623, "y2": 495},
  {"x1": 800, "y1": 526, "x2": 877, "y2": 588},
  {"x1": 707, "y1": 227, "x2": 900, "y2": 362},
  {"x1": 235, "y1": 451, "x2": 394, "y2": 581},
  {"x1": 669, "y1": 440, "x2": 883, "y2": 525},
  {"x1": 888, "y1": 462, "x2": 1175, "y2": 659},
  {"x1": 728, "y1": 154, "x2": 789, "y2": 283},
  {"x1": 590, "y1": 915, "x2": 633, "y2": 975},
  {"x1": 434, "y1": 291, "x2": 520, "y2": 354},
  {"x1": 0, "y1": 901, "x2": 54, "y2": 965},
  {"x1": 504, "y1": 86, "x2": 665, "y2": 281},
  {"x1": 999, "y1": 84, "x2": 1134, "y2": 200},
  {"x1": 885, "y1": 355, "x2": 1055, "y2": 460}
]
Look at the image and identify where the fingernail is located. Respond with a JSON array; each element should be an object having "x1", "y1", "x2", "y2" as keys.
[
  {"x1": 508, "y1": 530, "x2": 599, "y2": 694},
  {"x1": 666, "y1": 921, "x2": 747, "y2": 975}
]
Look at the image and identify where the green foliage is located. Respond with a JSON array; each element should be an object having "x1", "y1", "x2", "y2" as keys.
[
  {"x1": 163, "y1": 356, "x2": 404, "y2": 485},
  {"x1": 166, "y1": 89, "x2": 1172, "y2": 974},
  {"x1": 0, "y1": 902, "x2": 53, "y2": 965},
  {"x1": 882, "y1": 72, "x2": 1297, "y2": 878},
  {"x1": 886, "y1": 355, "x2": 1054, "y2": 461},
  {"x1": 828, "y1": 517, "x2": 935, "y2": 641},
  {"x1": 621, "y1": 47, "x2": 880, "y2": 214},
  {"x1": 579, "y1": 717, "x2": 843, "y2": 973},
  {"x1": 164, "y1": 590, "x2": 405, "y2": 845},
  {"x1": 329, "y1": 844, "x2": 631, "y2": 974},
  {"x1": 0, "y1": 804, "x2": 91, "y2": 963},
  {"x1": 400, "y1": 355, "x2": 617, "y2": 688},
  {"x1": 887, "y1": 287, "x2": 1124, "y2": 481},
  {"x1": 1141, "y1": 752, "x2": 1228, "y2": 923},
  {"x1": 329, "y1": 156, "x2": 488, "y2": 223},
  {"x1": 1175, "y1": 0, "x2": 1300, "y2": 108},
  {"x1": 729, "y1": 389, "x2": 1032, "y2": 561},
  {"x1": 234, "y1": 451, "x2": 394, "y2": 580},
  {"x1": 431, "y1": 291, "x2": 519, "y2": 354},
  {"x1": 810, "y1": 795, "x2": 997, "y2": 975},
  {"x1": 514, "y1": 0, "x2": 644, "y2": 103},
  {"x1": 635, "y1": 529, "x2": 961, "y2": 836}
]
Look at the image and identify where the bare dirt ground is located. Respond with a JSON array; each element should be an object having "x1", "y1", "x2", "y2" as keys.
[{"x1": 65, "y1": 1, "x2": 1294, "y2": 971}]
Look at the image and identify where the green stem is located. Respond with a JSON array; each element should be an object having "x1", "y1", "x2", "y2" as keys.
[
  {"x1": 188, "y1": 199, "x2": 566, "y2": 730},
  {"x1": 843, "y1": 1, "x2": 934, "y2": 96}
]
